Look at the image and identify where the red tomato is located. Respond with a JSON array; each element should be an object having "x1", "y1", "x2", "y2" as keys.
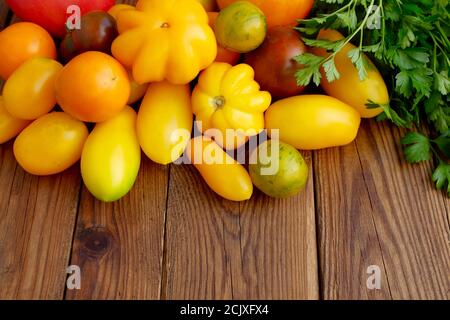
[{"x1": 6, "y1": 0, "x2": 115, "y2": 38}]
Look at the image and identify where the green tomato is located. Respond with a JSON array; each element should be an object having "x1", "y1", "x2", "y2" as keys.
[
  {"x1": 215, "y1": 1, "x2": 267, "y2": 53},
  {"x1": 81, "y1": 106, "x2": 141, "y2": 202},
  {"x1": 249, "y1": 140, "x2": 308, "y2": 198}
]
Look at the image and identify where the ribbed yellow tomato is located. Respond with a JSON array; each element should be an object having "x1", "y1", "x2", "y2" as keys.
[
  {"x1": 187, "y1": 136, "x2": 253, "y2": 201},
  {"x1": 192, "y1": 63, "x2": 271, "y2": 149},
  {"x1": 112, "y1": 0, "x2": 217, "y2": 85},
  {"x1": 81, "y1": 107, "x2": 141, "y2": 202},
  {"x1": 265, "y1": 95, "x2": 361, "y2": 150},
  {"x1": 137, "y1": 81, "x2": 193, "y2": 165},
  {"x1": 312, "y1": 29, "x2": 389, "y2": 118},
  {"x1": 3, "y1": 58, "x2": 62, "y2": 120},
  {"x1": 0, "y1": 96, "x2": 31, "y2": 144},
  {"x1": 14, "y1": 112, "x2": 88, "y2": 175}
]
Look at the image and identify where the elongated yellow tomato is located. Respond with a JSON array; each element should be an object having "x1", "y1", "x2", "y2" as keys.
[
  {"x1": 312, "y1": 29, "x2": 389, "y2": 118},
  {"x1": 3, "y1": 58, "x2": 63, "y2": 120},
  {"x1": 81, "y1": 106, "x2": 141, "y2": 202},
  {"x1": 0, "y1": 97, "x2": 31, "y2": 144},
  {"x1": 111, "y1": 0, "x2": 217, "y2": 85},
  {"x1": 14, "y1": 112, "x2": 88, "y2": 175},
  {"x1": 137, "y1": 81, "x2": 193, "y2": 165},
  {"x1": 192, "y1": 63, "x2": 271, "y2": 149},
  {"x1": 187, "y1": 136, "x2": 253, "y2": 201},
  {"x1": 265, "y1": 95, "x2": 361, "y2": 150}
]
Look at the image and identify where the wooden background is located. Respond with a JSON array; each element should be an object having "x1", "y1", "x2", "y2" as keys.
[{"x1": 0, "y1": 0, "x2": 449, "y2": 300}]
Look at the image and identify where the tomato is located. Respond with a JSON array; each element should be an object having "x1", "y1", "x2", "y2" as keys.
[
  {"x1": 56, "y1": 51, "x2": 130, "y2": 123},
  {"x1": 208, "y1": 12, "x2": 241, "y2": 65},
  {"x1": 217, "y1": 0, "x2": 314, "y2": 28},
  {"x1": 3, "y1": 58, "x2": 63, "y2": 120},
  {"x1": 215, "y1": 1, "x2": 267, "y2": 53},
  {"x1": 81, "y1": 106, "x2": 141, "y2": 202},
  {"x1": 245, "y1": 26, "x2": 307, "y2": 99},
  {"x1": 186, "y1": 136, "x2": 253, "y2": 201},
  {"x1": 196, "y1": 0, "x2": 218, "y2": 11},
  {"x1": 137, "y1": 82, "x2": 193, "y2": 165},
  {"x1": 13, "y1": 112, "x2": 88, "y2": 175},
  {"x1": 112, "y1": 0, "x2": 217, "y2": 85},
  {"x1": 128, "y1": 70, "x2": 149, "y2": 105},
  {"x1": 249, "y1": 140, "x2": 308, "y2": 198},
  {"x1": 0, "y1": 22, "x2": 56, "y2": 80},
  {"x1": 108, "y1": 4, "x2": 135, "y2": 19},
  {"x1": 6, "y1": 0, "x2": 115, "y2": 38},
  {"x1": 0, "y1": 97, "x2": 31, "y2": 144},
  {"x1": 60, "y1": 11, "x2": 118, "y2": 63},
  {"x1": 192, "y1": 63, "x2": 271, "y2": 150},
  {"x1": 265, "y1": 95, "x2": 361, "y2": 150},
  {"x1": 311, "y1": 30, "x2": 389, "y2": 118}
]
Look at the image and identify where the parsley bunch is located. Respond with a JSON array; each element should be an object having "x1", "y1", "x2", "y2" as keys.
[{"x1": 296, "y1": 0, "x2": 450, "y2": 196}]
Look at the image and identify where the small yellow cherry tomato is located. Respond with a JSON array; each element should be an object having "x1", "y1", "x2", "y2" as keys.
[
  {"x1": 128, "y1": 70, "x2": 149, "y2": 104},
  {"x1": 311, "y1": 29, "x2": 389, "y2": 118},
  {"x1": 186, "y1": 135, "x2": 253, "y2": 201},
  {"x1": 137, "y1": 81, "x2": 193, "y2": 165},
  {"x1": 265, "y1": 95, "x2": 361, "y2": 150},
  {"x1": 14, "y1": 112, "x2": 88, "y2": 175},
  {"x1": 0, "y1": 96, "x2": 31, "y2": 144},
  {"x1": 3, "y1": 58, "x2": 63, "y2": 120},
  {"x1": 81, "y1": 106, "x2": 141, "y2": 202},
  {"x1": 108, "y1": 4, "x2": 135, "y2": 20}
]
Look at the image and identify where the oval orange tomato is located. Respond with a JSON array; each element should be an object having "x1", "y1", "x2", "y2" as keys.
[
  {"x1": 0, "y1": 22, "x2": 56, "y2": 80},
  {"x1": 14, "y1": 112, "x2": 89, "y2": 175},
  {"x1": 55, "y1": 51, "x2": 130, "y2": 123},
  {"x1": 217, "y1": 0, "x2": 314, "y2": 28}
]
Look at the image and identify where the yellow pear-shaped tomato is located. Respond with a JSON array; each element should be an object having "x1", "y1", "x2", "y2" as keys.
[
  {"x1": 265, "y1": 95, "x2": 361, "y2": 150},
  {"x1": 0, "y1": 96, "x2": 31, "y2": 144},
  {"x1": 192, "y1": 63, "x2": 271, "y2": 149},
  {"x1": 81, "y1": 106, "x2": 141, "y2": 202},
  {"x1": 137, "y1": 81, "x2": 193, "y2": 165},
  {"x1": 187, "y1": 136, "x2": 253, "y2": 201},
  {"x1": 112, "y1": 0, "x2": 217, "y2": 85},
  {"x1": 3, "y1": 58, "x2": 63, "y2": 120},
  {"x1": 14, "y1": 112, "x2": 88, "y2": 175},
  {"x1": 312, "y1": 29, "x2": 389, "y2": 118}
]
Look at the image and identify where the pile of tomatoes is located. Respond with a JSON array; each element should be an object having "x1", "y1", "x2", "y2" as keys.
[{"x1": 0, "y1": 0, "x2": 389, "y2": 202}]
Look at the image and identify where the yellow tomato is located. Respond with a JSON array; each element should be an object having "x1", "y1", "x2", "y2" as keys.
[
  {"x1": 192, "y1": 63, "x2": 271, "y2": 150},
  {"x1": 128, "y1": 70, "x2": 149, "y2": 104},
  {"x1": 0, "y1": 97, "x2": 31, "y2": 144},
  {"x1": 312, "y1": 29, "x2": 389, "y2": 118},
  {"x1": 81, "y1": 106, "x2": 141, "y2": 202},
  {"x1": 3, "y1": 58, "x2": 62, "y2": 120},
  {"x1": 112, "y1": 0, "x2": 217, "y2": 85},
  {"x1": 265, "y1": 95, "x2": 361, "y2": 150},
  {"x1": 137, "y1": 81, "x2": 193, "y2": 165},
  {"x1": 108, "y1": 4, "x2": 135, "y2": 20},
  {"x1": 187, "y1": 136, "x2": 253, "y2": 201},
  {"x1": 13, "y1": 112, "x2": 88, "y2": 175}
]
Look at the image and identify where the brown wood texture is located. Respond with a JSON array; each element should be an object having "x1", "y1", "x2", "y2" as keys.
[
  {"x1": 315, "y1": 121, "x2": 450, "y2": 300},
  {"x1": 0, "y1": 0, "x2": 448, "y2": 300}
]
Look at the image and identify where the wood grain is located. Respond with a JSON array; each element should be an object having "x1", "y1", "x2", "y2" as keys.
[
  {"x1": 315, "y1": 120, "x2": 450, "y2": 300},
  {"x1": 66, "y1": 158, "x2": 169, "y2": 300},
  {"x1": 162, "y1": 152, "x2": 319, "y2": 300}
]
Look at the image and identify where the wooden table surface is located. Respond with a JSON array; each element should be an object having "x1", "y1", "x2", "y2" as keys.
[{"x1": 0, "y1": 0, "x2": 449, "y2": 300}]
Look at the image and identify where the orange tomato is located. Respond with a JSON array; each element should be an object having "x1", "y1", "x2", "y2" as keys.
[
  {"x1": 208, "y1": 12, "x2": 240, "y2": 65},
  {"x1": 0, "y1": 22, "x2": 56, "y2": 80},
  {"x1": 55, "y1": 51, "x2": 130, "y2": 123},
  {"x1": 217, "y1": 0, "x2": 314, "y2": 28}
]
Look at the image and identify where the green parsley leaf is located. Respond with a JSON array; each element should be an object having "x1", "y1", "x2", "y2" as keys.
[{"x1": 401, "y1": 132, "x2": 432, "y2": 163}]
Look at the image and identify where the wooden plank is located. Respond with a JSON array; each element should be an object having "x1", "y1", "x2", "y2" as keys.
[
  {"x1": 65, "y1": 158, "x2": 169, "y2": 300},
  {"x1": 315, "y1": 120, "x2": 450, "y2": 299},
  {"x1": 0, "y1": 143, "x2": 82, "y2": 299},
  {"x1": 162, "y1": 152, "x2": 319, "y2": 299}
]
